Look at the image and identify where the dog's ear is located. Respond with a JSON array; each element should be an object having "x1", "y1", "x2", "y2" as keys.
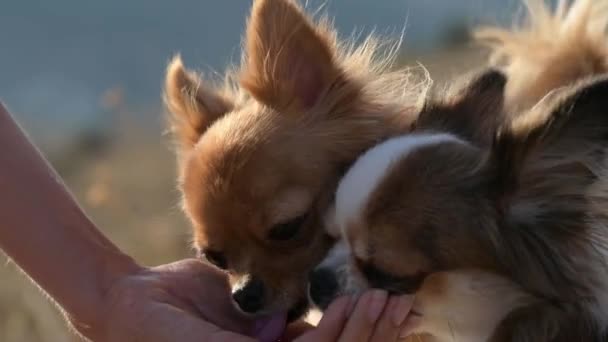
[
  {"x1": 164, "y1": 56, "x2": 233, "y2": 149},
  {"x1": 416, "y1": 69, "x2": 506, "y2": 146},
  {"x1": 240, "y1": 0, "x2": 340, "y2": 111},
  {"x1": 491, "y1": 76, "x2": 608, "y2": 204}
]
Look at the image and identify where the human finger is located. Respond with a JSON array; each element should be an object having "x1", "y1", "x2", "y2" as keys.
[
  {"x1": 294, "y1": 296, "x2": 351, "y2": 342},
  {"x1": 369, "y1": 294, "x2": 413, "y2": 342},
  {"x1": 337, "y1": 290, "x2": 388, "y2": 342}
]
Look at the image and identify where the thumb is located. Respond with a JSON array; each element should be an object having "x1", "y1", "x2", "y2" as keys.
[{"x1": 151, "y1": 259, "x2": 254, "y2": 335}]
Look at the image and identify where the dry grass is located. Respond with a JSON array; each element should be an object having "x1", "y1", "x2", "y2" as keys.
[{"x1": 0, "y1": 46, "x2": 484, "y2": 342}]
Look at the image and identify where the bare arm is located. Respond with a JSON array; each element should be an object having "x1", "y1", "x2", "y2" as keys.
[
  {"x1": 0, "y1": 102, "x2": 139, "y2": 334},
  {"x1": 0, "y1": 103, "x2": 257, "y2": 341}
]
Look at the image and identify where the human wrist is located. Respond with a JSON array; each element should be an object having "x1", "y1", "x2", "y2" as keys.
[{"x1": 67, "y1": 245, "x2": 142, "y2": 340}]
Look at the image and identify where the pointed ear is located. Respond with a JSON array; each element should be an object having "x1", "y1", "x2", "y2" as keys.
[
  {"x1": 416, "y1": 69, "x2": 507, "y2": 146},
  {"x1": 164, "y1": 56, "x2": 233, "y2": 149},
  {"x1": 240, "y1": 0, "x2": 340, "y2": 110},
  {"x1": 492, "y1": 76, "x2": 608, "y2": 196}
]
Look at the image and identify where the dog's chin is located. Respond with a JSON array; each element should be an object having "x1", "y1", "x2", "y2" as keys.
[
  {"x1": 234, "y1": 296, "x2": 308, "y2": 322},
  {"x1": 287, "y1": 297, "x2": 310, "y2": 323}
]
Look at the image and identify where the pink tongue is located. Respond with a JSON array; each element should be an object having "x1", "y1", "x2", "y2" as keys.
[{"x1": 253, "y1": 313, "x2": 287, "y2": 342}]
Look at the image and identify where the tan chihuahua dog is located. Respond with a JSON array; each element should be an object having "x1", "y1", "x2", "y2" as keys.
[{"x1": 163, "y1": 0, "x2": 427, "y2": 335}]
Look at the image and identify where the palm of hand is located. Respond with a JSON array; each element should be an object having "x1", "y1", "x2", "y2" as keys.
[{"x1": 97, "y1": 259, "x2": 255, "y2": 342}]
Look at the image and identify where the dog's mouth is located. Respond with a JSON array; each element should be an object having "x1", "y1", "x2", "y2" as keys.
[
  {"x1": 253, "y1": 313, "x2": 287, "y2": 342},
  {"x1": 251, "y1": 298, "x2": 309, "y2": 342}
]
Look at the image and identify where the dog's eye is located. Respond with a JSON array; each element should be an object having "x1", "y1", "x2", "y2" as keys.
[
  {"x1": 355, "y1": 257, "x2": 426, "y2": 294},
  {"x1": 201, "y1": 249, "x2": 228, "y2": 270},
  {"x1": 268, "y1": 213, "x2": 308, "y2": 241}
]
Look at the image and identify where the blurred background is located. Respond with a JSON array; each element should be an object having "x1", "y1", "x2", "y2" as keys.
[{"x1": 0, "y1": 0, "x2": 522, "y2": 340}]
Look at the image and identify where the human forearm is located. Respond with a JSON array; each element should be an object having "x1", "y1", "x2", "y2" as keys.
[{"x1": 0, "y1": 103, "x2": 140, "y2": 334}]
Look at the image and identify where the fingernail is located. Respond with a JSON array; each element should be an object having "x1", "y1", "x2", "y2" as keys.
[
  {"x1": 399, "y1": 315, "x2": 422, "y2": 338},
  {"x1": 392, "y1": 295, "x2": 413, "y2": 327},
  {"x1": 312, "y1": 296, "x2": 349, "y2": 332},
  {"x1": 367, "y1": 290, "x2": 388, "y2": 323}
]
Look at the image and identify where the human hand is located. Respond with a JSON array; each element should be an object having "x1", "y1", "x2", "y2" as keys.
[
  {"x1": 70, "y1": 257, "x2": 416, "y2": 342},
  {"x1": 293, "y1": 290, "x2": 414, "y2": 342},
  {"x1": 85, "y1": 259, "x2": 256, "y2": 342}
]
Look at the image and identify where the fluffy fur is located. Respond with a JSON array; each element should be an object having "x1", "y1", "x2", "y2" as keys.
[
  {"x1": 407, "y1": 270, "x2": 535, "y2": 342},
  {"x1": 164, "y1": 0, "x2": 429, "y2": 320},
  {"x1": 311, "y1": 68, "x2": 515, "y2": 342},
  {"x1": 476, "y1": 0, "x2": 608, "y2": 112},
  {"x1": 333, "y1": 133, "x2": 463, "y2": 232},
  {"x1": 312, "y1": 0, "x2": 608, "y2": 341}
]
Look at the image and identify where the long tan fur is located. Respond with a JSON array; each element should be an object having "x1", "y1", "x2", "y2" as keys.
[
  {"x1": 163, "y1": 0, "x2": 432, "y2": 326},
  {"x1": 165, "y1": 2, "x2": 430, "y2": 155},
  {"x1": 475, "y1": 0, "x2": 608, "y2": 112}
]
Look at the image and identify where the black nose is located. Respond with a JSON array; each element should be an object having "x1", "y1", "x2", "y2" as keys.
[
  {"x1": 232, "y1": 277, "x2": 265, "y2": 314},
  {"x1": 308, "y1": 267, "x2": 339, "y2": 310}
]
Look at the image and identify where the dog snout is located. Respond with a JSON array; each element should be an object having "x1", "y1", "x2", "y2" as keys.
[
  {"x1": 308, "y1": 267, "x2": 340, "y2": 310},
  {"x1": 232, "y1": 277, "x2": 265, "y2": 314}
]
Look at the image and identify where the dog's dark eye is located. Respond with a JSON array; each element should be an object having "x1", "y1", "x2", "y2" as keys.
[
  {"x1": 268, "y1": 213, "x2": 308, "y2": 241},
  {"x1": 355, "y1": 257, "x2": 426, "y2": 294},
  {"x1": 201, "y1": 249, "x2": 227, "y2": 270}
]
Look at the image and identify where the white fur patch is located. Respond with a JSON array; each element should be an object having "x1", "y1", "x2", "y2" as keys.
[
  {"x1": 317, "y1": 240, "x2": 349, "y2": 270},
  {"x1": 231, "y1": 274, "x2": 251, "y2": 294},
  {"x1": 323, "y1": 202, "x2": 340, "y2": 238},
  {"x1": 334, "y1": 133, "x2": 463, "y2": 232},
  {"x1": 314, "y1": 239, "x2": 366, "y2": 296}
]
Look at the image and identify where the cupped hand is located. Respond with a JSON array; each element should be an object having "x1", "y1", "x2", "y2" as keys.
[
  {"x1": 79, "y1": 257, "x2": 415, "y2": 342},
  {"x1": 88, "y1": 259, "x2": 255, "y2": 342}
]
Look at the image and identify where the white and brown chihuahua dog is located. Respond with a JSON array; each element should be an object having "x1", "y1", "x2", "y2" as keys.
[{"x1": 309, "y1": 0, "x2": 608, "y2": 341}]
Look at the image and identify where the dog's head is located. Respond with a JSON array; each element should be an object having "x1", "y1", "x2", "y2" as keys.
[
  {"x1": 164, "y1": 0, "x2": 424, "y2": 319},
  {"x1": 310, "y1": 72, "x2": 608, "y2": 309},
  {"x1": 309, "y1": 69, "x2": 508, "y2": 307}
]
